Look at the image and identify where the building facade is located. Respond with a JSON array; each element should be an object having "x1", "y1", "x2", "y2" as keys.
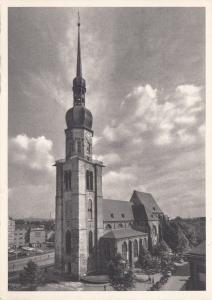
[
  {"x1": 14, "y1": 227, "x2": 27, "y2": 248},
  {"x1": 8, "y1": 217, "x2": 15, "y2": 248},
  {"x1": 30, "y1": 226, "x2": 46, "y2": 247},
  {"x1": 55, "y1": 18, "x2": 163, "y2": 279}
]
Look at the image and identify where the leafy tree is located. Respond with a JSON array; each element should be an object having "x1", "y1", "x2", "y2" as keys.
[
  {"x1": 154, "y1": 240, "x2": 170, "y2": 257},
  {"x1": 19, "y1": 260, "x2": 46, "y2": 290},
  {"x1": 176, "y1": 235, "x2": 190, "y2": 253},
  {"x1": 137, "y1": 246, "x2": 153, "y2": 269},
  {"x1": 108, "y1": 254, "x2": 135, "y2": 291}
]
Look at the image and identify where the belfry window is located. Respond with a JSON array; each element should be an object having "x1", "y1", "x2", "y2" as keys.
[
  {"x1": 77, "y1": 140, "x2": 82, "y2": 155},
  {"x1": 64, "y1": 170, "x2": 72, "y2": 190},
  {"x1": 86, "y1": 170, "x2": 93, "y2": 191},
  {"x1": 88, "y1": 199, "x2": 93, "y2": 220},
  {"x1": 90, "y1": 172, "x2": 93, "y2": 189}
]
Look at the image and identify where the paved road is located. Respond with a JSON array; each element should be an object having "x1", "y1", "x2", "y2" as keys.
[{"x1": 8, "y1": 251, "x2": 55, "y2": 273}]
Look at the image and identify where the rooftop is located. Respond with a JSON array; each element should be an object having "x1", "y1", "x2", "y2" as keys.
[
  {"x1": 101, "y1": 228, "x2": 148, "y2": 240},
  {"x1": 103, "y1": 199, "x2": 134, "y2": 222},
  {"x1": 131, "y1": 190, "x2": 163, "y2": 220}
]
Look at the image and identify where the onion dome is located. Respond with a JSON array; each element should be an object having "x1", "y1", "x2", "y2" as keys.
[{"x1": 66, "y1": 106, "x2": 93, "y2": 131}]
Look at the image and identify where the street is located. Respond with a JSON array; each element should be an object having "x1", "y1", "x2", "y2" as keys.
[{"x1": 8, "y1": 251, "x2": 55, "y2": 273}]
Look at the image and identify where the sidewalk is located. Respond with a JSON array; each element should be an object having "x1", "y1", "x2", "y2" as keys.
[{"x1": 160, "y1": 275, "x2": 189, "y2": 291}]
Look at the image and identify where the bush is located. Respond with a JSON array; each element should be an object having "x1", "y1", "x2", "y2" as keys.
[
  {"x1": 136, "y1": 246, "x2": 153, "y2": 270},
  {"x1": 108, "y1": 254, "x2": 135, "y2": 291},
  {"x1": 19, "y1": 260, "x2": 46, "y2": 290}
]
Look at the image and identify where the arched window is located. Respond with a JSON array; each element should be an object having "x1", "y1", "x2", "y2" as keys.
[
  {"x1": 122, "y1": 242, "x2": 127, "y2": 260},
  {"x1": 133, "y1": 239, "x2": 138, "y2": 257},
  {"x1": 86, "y1": 170, "x2": 90, "y2": 190},
  {"x1": 104, "y1": 241, "x2": 111, "y2": 258},
  {"x1": 68, "y1": 171, "x2": 72, "y2": 189},
  {"x1": 139, "y1": 239, "x2": 143, "y2": 255},
  {"x1": 152, "y1": 225, "x2": 157, "y2": 236},
  {"x1": 86, "y1": 171, "x2": 94, "y2": 191},
  {"x1": 118, "y1": 223, "x2": 123, "y2": 228},
  {"x1": 64, "y1": 170, "x2": 72, "y2": 190},
  {"x1": 90, "y1": 172, "x2": 93, "y2": 190},
  {"x1": 88, "y1": 199, "x2": 92, "y2": 220},
  {"x1": 105, "y1": 224, "x2": 112, "y2": 230},
  {"x1": 66, "y1": 230, "x2": 71, "y2": 255},
  {"x1": 144, "y1": 237, "x2": 148, "y2": 248},
  {"x1": 77, "y1": 140, "x2": 82, "y2": 155},
  {"x1": 88, "y1": 231, "x2": 93, "y2": 254}
]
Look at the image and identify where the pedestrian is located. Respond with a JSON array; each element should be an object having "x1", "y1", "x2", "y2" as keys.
[{"x1": 104, "y1": 285, "x2": 107, "y2": 291}]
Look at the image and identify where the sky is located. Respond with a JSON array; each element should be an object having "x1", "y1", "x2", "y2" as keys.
[{"x1": 8, "y1": 7, "x2": 205, "y2": 219}]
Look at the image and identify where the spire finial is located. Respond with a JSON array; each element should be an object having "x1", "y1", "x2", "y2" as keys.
[
  {"x1": 76, "y1": 11, "x2": 82, "y2": 77},
  {"x1": 77, "y1": 10, "x2": 80, "y2": 27},
  {"x1": 72, "y1": 10, "x2": 86, "y2": 106}
]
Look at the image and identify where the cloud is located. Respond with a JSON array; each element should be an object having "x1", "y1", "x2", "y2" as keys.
[
  {"x1": 95, "y1": 153, "x2": 122, "y2": 166},
  {"x1": 104, "y1": 83, "x2": 204, "y2": 148},
  {"x1": 9, "y1": 134, "x2": 54, "y2": 173},
  {"x1": 175, "y1": 85, "x2": 202, "y2": 107},
  {"x1": 94, "y1": 83, "x2": 205, "y2": 218},
  {"x1": 21, "y1": 72, "x2": 71, "y2": 110},
  {"x1": 198, "y1": 123, "x2": 205, "y2": 138},
  {"x1": 103, "y1": 170, "x2": 137, "y2": 200}
]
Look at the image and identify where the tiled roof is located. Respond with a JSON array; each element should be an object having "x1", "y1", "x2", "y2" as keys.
[
  {"x1": 101, "y1": 228, "x2": 148, "y2": 240},
  {"x1": 103, "y1": 199, "x2": 134, "y2": 222},
  {"x1": 130, "y1": 190, "x2": 163, "y2": 220},
  {"x1": 188, "y1": 241, "x2": 206, "y2": 256}
]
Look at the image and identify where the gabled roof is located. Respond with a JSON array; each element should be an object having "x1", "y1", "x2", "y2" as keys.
[
  {"x1": 101, "y1": 228, "x2": 148, "y2": 240},
  {"x1": 130, "y1": 190, "x2": 163, "y2": 221},
  {"x1": 103, "y1": 199, "x2": 134, "y2": 222}
]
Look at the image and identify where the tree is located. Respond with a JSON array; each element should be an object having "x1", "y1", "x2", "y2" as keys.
[
  {"x1": 137, "y1": 246, "x2": 153, "y2": 269},
  {"x1": 108, "y1": 254, "x2": 135, "y2": 291},
  {"x1": 19, "y1": 260, "x2": 46, "y2": 290},
  {"x1": 155, "y1": 240, "x2": 172, "y2": 257}
]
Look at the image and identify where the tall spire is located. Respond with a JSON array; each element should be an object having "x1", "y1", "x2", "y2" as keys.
[
  {"x1": 76, "y1": 11, "x2": 82, "y2": 77},
  {"x1": 72, "y1": 11, "x2": 86, "y2": 106}
]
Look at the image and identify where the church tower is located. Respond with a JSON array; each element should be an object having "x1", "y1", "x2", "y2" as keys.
[{"x1": 55, "y1": 14, "x2": 104, "y2": 279}]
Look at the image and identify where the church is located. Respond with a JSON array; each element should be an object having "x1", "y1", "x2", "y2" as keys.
[{"x1": 55, "y1": 17, "x2": 164, "y2": 280}]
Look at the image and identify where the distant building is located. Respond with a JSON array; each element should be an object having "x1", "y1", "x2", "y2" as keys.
[
  {"x1": 14, "y1": 226, "x2": 27, "y2": 248},
  {"x1": 30, "y1": 226, "x2": 46, "y2": 247},
  {"x1": 8, "y1": 217, "x2": 15, "y2": 248},
  {"x1": 187, "y1": 241, "x2": 206, "y2": 290}
]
